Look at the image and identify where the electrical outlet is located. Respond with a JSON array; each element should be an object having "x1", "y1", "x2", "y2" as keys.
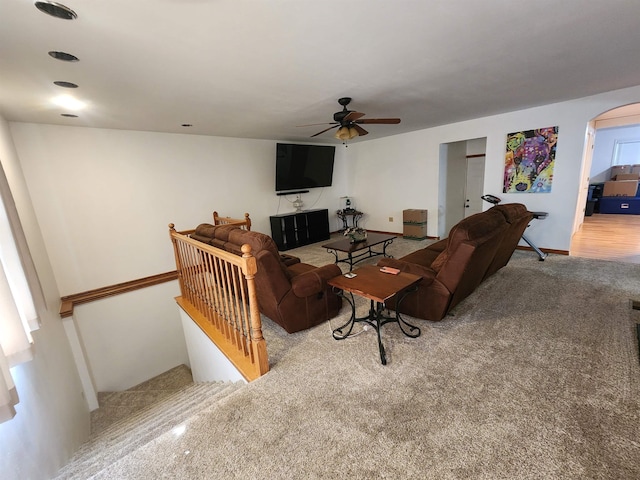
[{"x1": 388, "y1": 216, "x2": 393, "y2": 222}]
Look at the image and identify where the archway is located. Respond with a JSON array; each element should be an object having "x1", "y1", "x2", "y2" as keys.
[{"x1": 570, "y1": 103, "x2": 640, "y2": 263}]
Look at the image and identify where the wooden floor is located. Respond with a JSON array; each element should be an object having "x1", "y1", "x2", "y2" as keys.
[{"x1": 570, "y1": 213, "x2": 640, "y2": 264}]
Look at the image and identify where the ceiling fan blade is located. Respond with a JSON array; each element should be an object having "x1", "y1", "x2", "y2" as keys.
[
  {"x1": 355, "y1": 118, "x2": 401, "y2": 124},
  {"x1": 311, "y1": 125, "x2": 340, "y2": 137},
  {"x1": 353, "y1": 124, "x2": 368, "y2": 136},
  {"x1": 297, "y1": 122, "x2": 338, "y2": 127},
  {"x1": 343, "y1": 111, "x2": 365, "y2": 122}
]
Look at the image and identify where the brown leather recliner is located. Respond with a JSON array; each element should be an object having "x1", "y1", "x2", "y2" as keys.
[
  {"x1": 378, "y1": 207, "x2": 511, "y2": 321},
  {"x1": 191, "y1": 224, "x2": 342, "y2": 333},
  {"x1": 484, "y1": 203, "x2": 534, "y2": 279},
  {"x1": 229, "y1": 230, "x2": 342, "y2": 334},
  {"x1": 192, "y1": 223, "x2": 300, "y2": 266}
]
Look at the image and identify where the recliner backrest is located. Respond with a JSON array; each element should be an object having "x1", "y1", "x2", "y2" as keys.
[
  {"x1": 431, "y1": 209, "x2": 509, "y2": 311},
  {"x1": 484, "y1": 203, "x2": 534, "y2": 278},
  {"x1": 228, "y1": 230, "x2": 293, "y2": 308}
]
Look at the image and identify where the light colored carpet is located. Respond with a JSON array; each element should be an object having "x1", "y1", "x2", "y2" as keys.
[
  {"x1": 66, "y1": 238, "x2": 640, "y2": 479},
  {"x1": 56, "y1": 366, "x2": 243, "y2": 480},
  {"x1": 90, "y1": 365, "x2": 195, "y2": 435}
]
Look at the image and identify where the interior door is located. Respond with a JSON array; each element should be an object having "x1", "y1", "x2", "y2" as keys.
[{"x1": 464, "y1": 155, "x2": 485, "y2": 217}]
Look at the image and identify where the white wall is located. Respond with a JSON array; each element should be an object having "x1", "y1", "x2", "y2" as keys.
[
  {"x1": 9, "y1": 124, "x2": 349, "y2": 391},
  {"x1": 9, "y1": 125, "x2": 350, "y2": 295},
  {"x1": 349, "y1": 84, "x2": 640, "y2": 251},
  {"x1": 180, "y1": 309, "x2": 246, "y2": 383},
  {"x1": 72, "y1": 282, "x2": 187, "y2": 391},
  {"x1": 0, "y1": 116, "x2": 89, "y2": 480}
]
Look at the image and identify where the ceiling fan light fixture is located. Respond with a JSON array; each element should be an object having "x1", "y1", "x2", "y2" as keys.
[
  {"x1": 310, "y1": 98, "x2": 401, "y2": 139},
  {"x1": 335, "y1": 126, "x2": 351, "y2": 140},
  {"x1": 35, "y1": 1, "x2": 77, "y2": 20}
]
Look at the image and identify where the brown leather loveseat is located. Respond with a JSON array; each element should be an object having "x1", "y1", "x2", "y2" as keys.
[
  {"x1": 191, "y1": 223, "x2": 342, "y2": 333},
  {"x1": 378, "y1": 203, "x2": 533, "y2": 322}
]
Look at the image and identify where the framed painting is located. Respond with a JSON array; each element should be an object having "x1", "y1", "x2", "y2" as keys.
[{"x1": 503, "y1": 126, "x2": 558, "y2": 193}]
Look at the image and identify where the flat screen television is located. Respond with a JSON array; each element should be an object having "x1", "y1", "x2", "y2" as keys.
[{"x1": 275, "y1": 143, "x2": 335, "y2": 192}]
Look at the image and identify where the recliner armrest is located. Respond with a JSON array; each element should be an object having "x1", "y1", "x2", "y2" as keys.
[
  {"x1": 280, "y1": 253, "x2": 301, "y2": 266},
  {"x1": 377, "y1": 258, "x2": 437, "y2": 286},
  {"x1": 291, "y1": 264, "x2": 342, "y2": 297}
]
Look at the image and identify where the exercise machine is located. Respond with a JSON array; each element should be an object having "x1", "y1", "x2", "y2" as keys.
[{"x1": 481, "y1": 194, "x2": 548, "y2": 261}]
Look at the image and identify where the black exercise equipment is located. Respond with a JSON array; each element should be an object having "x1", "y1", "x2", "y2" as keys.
[{"x1": 481, "y1": 194, "x2": 548, "y2": 261}]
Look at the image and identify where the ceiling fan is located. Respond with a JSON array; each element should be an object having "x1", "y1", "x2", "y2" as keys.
[{"x1": 299, "y1": 97, "x2": 401, "y2": 140}]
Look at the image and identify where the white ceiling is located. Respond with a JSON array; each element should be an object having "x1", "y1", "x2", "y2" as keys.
[{"x1": 2, "y1": 0, "x2": 640, "y2": 144}]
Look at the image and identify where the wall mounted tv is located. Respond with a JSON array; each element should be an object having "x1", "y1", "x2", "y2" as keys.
[{"x1": 275, "y1": 143, "x2": 335, "y2": 192}]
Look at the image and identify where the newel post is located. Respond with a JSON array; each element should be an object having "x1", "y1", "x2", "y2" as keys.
[
  {"x1": 241, "y1": 244, "x2": 269, "y2": 375},
  {"x1": 168, "y1": 223, "x2": 184, "y2": 296}
]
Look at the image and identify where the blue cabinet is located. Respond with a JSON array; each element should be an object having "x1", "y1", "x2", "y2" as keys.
[{"x1": 598, "y1": 197, "x2": 640, "y2": 214}]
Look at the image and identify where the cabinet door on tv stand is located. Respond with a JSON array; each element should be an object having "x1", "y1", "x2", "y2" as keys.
[
  {"x1": 307, "y1": 209, "x2": 330, "y2": 243},
  {"x1": 269, "y1": 216, "x2": 285, "y2": 250},
  {"x1": 282, "y1": 215, "x2": 299, "y2": 249},
  {"x1": 270, "y1": 216, "x2": 295, "y2": 251},
  {"x1": 295, "y1": 213, "x2": 309, "y2": 245}
]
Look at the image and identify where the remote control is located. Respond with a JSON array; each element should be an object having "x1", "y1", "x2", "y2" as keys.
[{"x1": 380, "y1": 266, "x2": 400, "y2": 275}]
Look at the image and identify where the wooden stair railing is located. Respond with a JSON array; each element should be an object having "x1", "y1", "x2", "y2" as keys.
[
  {"x1": 213, "y1": 211, "x2": 252, "y2": 231},
  {"x1": 169, "y1": 224, "x2": 268, "y2": 381},
  {"x1": 59, "y1": 271, "x2": 178, "y2": 318}
]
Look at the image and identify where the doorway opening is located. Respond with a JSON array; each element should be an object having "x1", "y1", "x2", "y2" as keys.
[
  {"x1": 570, "y1": 103, "x2": 640, "y2": 264},
  {"x1": 438, "y1": 138, "x2": 486, "y2": 238}
]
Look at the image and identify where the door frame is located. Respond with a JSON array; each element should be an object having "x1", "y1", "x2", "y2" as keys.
[{"x1": 439, "y1": 138, "x2": 487, "y2": 238}]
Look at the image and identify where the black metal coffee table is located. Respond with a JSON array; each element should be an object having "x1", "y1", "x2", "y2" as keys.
[{"x1": 322, "y1": 232, "x2": 395, "y2": 271}]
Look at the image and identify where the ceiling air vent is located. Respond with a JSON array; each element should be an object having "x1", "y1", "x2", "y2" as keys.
[
  {"x1": 35, "y1": 1, "x2": 77, "y2": 20},
  {"x1": 48, "y1": 51, "x2": 79, "y2": 62},
  {"x1": 54, "y1": 81, "x2": 78, "y2": 88}
]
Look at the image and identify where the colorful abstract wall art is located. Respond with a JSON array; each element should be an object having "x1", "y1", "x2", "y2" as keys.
[{"x1": 503, "y1": 126, "x2": 558, "y2": 193}]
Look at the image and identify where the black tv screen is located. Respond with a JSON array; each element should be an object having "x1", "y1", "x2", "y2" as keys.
[{"x1": 275, "y1": 143, "x2": 335, "y2": 192}]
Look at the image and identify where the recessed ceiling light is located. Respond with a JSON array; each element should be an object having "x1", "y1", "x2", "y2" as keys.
[
  {"x1": 52, "y1": 94, "x2": 85, "y2": 111},
  {"x1": 35, "y1": 1, "x2": 77, "y2": 20},
  {"x1": 60, "y1": 113, "x2": 78, "y2": 118},
  {"x1": 48, "y1": 51, "x2": 79, "y2": 62},
  {"x1": 53, "y1": 81, "x2": 78, "y2": 88}
]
